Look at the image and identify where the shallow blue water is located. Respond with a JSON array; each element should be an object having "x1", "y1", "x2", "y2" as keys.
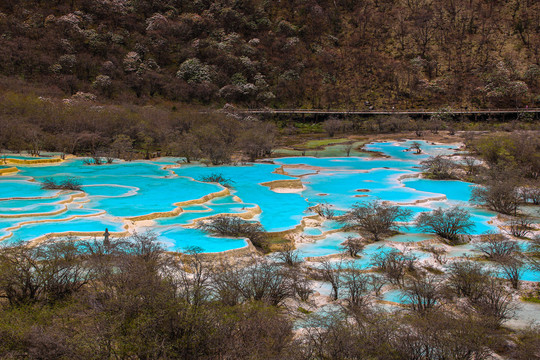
[
  {"x1": 284, "y1": 168, "x2": 319, "y2": 176},
  {"x1": 387, "y1": 233, "x2": 434, "y2": 243},
  {"x1": 8, "y1": 216, "x2": 125, "y2": 243},
  {"x1": 156, "y1": 226, "x2": 248, "y2": 253},
  {"x1": 173, "y1": 164, "x2": 308, "y2": 231},
  {"x1": 382, "y1": 289, "x2": 411, "y2": 304},
  {"x1": 303, "y1": 227, "x2": 323, "y2": 236},
  {"x1": 0, "y1": 180, "x2": 60, "y2": 200},
  {"x1": 0, "y1": 140, "x2": 526, "y2": 256},
  {"x1": 364, "y1": 140, "x2": 458, "y2": 161},
  {"x1": 296, "y1": 231, "x2": 359, "y2": 258}
]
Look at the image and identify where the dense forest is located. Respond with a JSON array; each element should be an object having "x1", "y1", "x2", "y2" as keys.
[{"x1": 0, "y1": 0, "x2": 539, "y2": 109}]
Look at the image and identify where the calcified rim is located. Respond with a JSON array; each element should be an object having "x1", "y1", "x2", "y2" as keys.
[
  {"x1": 0, "y1": 167, "x2": 19, "y2": 175},
  {"x1": 2, "y1": 157, "x2": 63, "y2": 165},
  {"x1": 0, "y1": 142, "x2": 510, "y2": 256},
  {"x1": 0, "y1": 210, "x2": 108, "y2": 243},
  {"x1": 0, "y1": 192, "x2": 86, "y2": 218}
]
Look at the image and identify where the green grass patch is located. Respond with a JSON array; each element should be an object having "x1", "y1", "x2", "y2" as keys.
[
  {"x1": 522, "y1": 296, "x2": 540, "y2": 304},
  {"x1": 293, "y1": 122, "x2": 323, "y2": 134},
  {"x1": 303, "y1": 138, "x2": 350, "y2": 148},
  {"x1": 298, "y1": 306, "x2": 312, "y2": 314},
  {"x1": 265, "y1": 234, "x2": 292, "y2": 252}
]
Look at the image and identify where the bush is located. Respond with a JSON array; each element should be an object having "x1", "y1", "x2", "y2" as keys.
[
  {"x1": 420, "y1": 156, "x2": 457, "y2": 179},
  {"x1": 370, "y1": 249, "x2": 415, "y2": 285},
  {"x1": 308, "y1": 202, "x2": 336, "y2": 219},
  {"x1": 507, "y1": 216, "x2": 533, "y2": 238},
  {"x1": 322, "y1": 118, "x2": 344, "y2": 137},
  {"x1": 470, "y1": 181, "x2": 521, "y2": 215},
  {"x1": 416, "y1": 206, "x2": 474, "y2": 244},
  {"x1": 198, "y1": 173, "x2": 235, "y2": 188},
  {"x1": 82, "y1": 157, "x2": 104, "y2": 165},
  {"x1": 341, "y1": 201, "x2": 412, "y2": 241},
  {"x1": 340, "y1": 236, "x2": 365, "y2": 257},
  {"x1": 197, "y1": 216, "x2": 267, "y2": 250},
  {"x1": 474, "y1": 233, "x2": 520, "y2": 260},
  {"x1": 40, "y1": 177, "x2": 82, "y2": 191},
  {"x1": 408, "y1": 141, "x2": 422, "y2": 154}
]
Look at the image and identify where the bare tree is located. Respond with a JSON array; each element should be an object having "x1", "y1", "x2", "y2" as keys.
[
  {"x1": 197, "y1": 216, "x2": 267, "y2": 250},
  {"x1": 169, "y1": 133, "x2": 202, "y2": 163},
  {"x1": 284, "y1": 266, "x2": 313, "y2": 301},
  {"x1": 275, "y1": 242, "x2": 302, "y2": 267},
  {"x1": 474, "y1": 232, "x2": 520, "y2": 260},
  {"x1": 420, "y1": 245, "x2": 447, "y2": 264},
  {"x1": 497, "y1": 255, "x2": 525, "y2": 290},
  {"x1": 318, "y1": 258, "x2": 344, "y2": 300},
  {"x1": 420, "y1": 155, "x2": 457, "y2": 179},
  {"x1": 529, "y1": 236, "x2": 540, "y2": 272},
  {"x1": 507, "y1": 216, "x2": 533, "y2": 238},
  {"x1": 322, "y1": 118, "x2": 343, "y2": 137},
  {"x1": 408, "y1": 141, "x2": 422, "y2": 154},
  {"x1": 470, "y1": 181, "x2": 521, "y2": 215},
  {"x1": 40, "y1": 177, "x2": 83, "y2": 191},
  {"x1": 403, "y1": 274, "x2": 443, "y2": 315},
  {"x1": 110, "y1": 134, "x2": 133, "y2": 160},
  {"x1": 368, "y1": 274, "x2": 386, "y2": 297},
  {"x1": 178, "y1": 246, "x2": 212, "y2": 306},
  {"x1": 370, "y1": 249, "x2": 415, "y2": 285},
  {"x1": 463, "y1": 156, "x2": 480, "y2": 177},
  {"x1": 342, "y1": 201, "x2": 412, "y2": 241},
  {"x1": 309, "y1": 202, "x2": 336, "y2": 219},
  {"x1": 238, "y1": 119, "x2": 277, "y2": 161},
  {"x1": 209, "y1": 260, "x2": 245, "y2": 306},
  {"x1": 211, "y1": 257, "x2": 294, "y2": 306},
  {"x1": 0, "y1": 238, "x2": 93, "y2": 306},
  {"x1": 198, "y1": 173, "x2": 235, "y2": 188},
  {"x1": 472, "y1": 278, "x2": 516, "y2": 328},
  {"x1": 446, "y1": 260, "x2": 491, "y2": 302},
  {"x1": 340, "y1": 236, "x2": 365, "y2": 258},
  {"x1": 342, "y1": 269, "x2": 372, "y2": 310},
  {"x1": 416, "y1": 206, "x2": 474, "y2": 244},
  {"x1": 237, "y1": 258, "x2": 293, "y2": 306},
  {"x1": 520, "y1": 187, "x2": 540, "y2": 205},
  {"x1": 509, "y1": 326, "x2": 540, "y2": 359}
]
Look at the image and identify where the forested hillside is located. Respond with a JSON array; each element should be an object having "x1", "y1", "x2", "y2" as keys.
[{"x1": 0, "y1": 0, "x2": 538, "y2": 109}]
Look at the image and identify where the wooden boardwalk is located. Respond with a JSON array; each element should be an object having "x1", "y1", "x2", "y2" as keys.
[{"x1": 237, "y1": 108, "x2": 540, "y2": 116}]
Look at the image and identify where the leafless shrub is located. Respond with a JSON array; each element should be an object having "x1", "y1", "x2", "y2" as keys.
[
  {"x1": 275, "y1": 242, "x2": 302, "y2": 267},
  {"x1": 340, "y1": 236, "x2": 365, "y2": 258},
  {"x1": 341, "y1": 200, "x2": 412, "y2": 241},
  {"x1": 507, "y1": 216, "x2": 533, "y2": 238},
  {"x1": 198, "y1": 173, "x2": 235, "y2": 188},
  {"x1": 403, "y1": 274, "x2": 443, "y2": 315},
  {"x1": 197, "y1": 216, "x2": 267, "y2": 250},
  {"x1": 309, "y1": 202, "x2": 336, "y2": 219},
  {"x1": 408, "y1": 141, "x2": 422, "y2": 154},
  {"x1": 420, "y1": 155, "x2": 457, "y2": 179},
  {"x1": 416, "y1": 206, "x2": 474, "y2": 244},
  {"x1": 470, "y1": 181, "x2": 521, "y2": 215},
  {"x1": 474, "y1": 232, "x2": 520, "y2": 260},
  {"x1": 370, "y1": 249, "x2": 415, "y2": 285},
  {"x1": 40, "y1": 177, "x2": 83, "y2": 191}
]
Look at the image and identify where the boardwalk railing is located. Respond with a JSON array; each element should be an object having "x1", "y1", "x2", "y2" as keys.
[{"x1": 234, "y1": 108, "x2": 540, "y2": 116}]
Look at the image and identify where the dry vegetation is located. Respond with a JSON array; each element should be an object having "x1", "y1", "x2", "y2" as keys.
[
  {"x1": 0, "y1": 234, "x2": 539, "y2": 359},
  {"x1": 0, "y1": 0, "x2": 538, "y2": 109}
]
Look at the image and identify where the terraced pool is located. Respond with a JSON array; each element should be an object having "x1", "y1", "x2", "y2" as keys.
[{"x1": 0, "y1": 140, "x2": 526, "y2": 255}]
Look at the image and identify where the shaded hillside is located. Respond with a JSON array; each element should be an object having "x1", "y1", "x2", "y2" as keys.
[{"x1": 0, "y1": 0, "x2": 538, "y2": 109}]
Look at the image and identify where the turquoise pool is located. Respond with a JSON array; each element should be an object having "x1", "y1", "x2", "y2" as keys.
[{"x1": 0, "y1": 140, "x2": 532, "y2": 258}]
